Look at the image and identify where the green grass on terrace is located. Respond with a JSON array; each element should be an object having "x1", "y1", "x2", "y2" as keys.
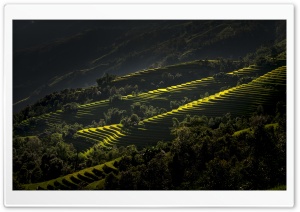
[
  {"x1": 23, "y1": 158, "x2": 121, "y2": 190},
  {"x1": 76, "y1": 67, "x2": 286, "y2": 156},
  {"x1": 18, "y1": 63, "x2": 274, "y2": 133},
  {"x1": 232, "y1": 123, "x2": 279, "y2": 137}
]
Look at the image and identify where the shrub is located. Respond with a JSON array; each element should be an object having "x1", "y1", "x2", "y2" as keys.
[
  {"x1": 109, "y1": 93, "x2": 122, "y2": 104},
  {"x1": 62, "y1": 102, "x2": 79, "y2": 114}
]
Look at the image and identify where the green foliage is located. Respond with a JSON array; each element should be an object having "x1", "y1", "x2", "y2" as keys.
[
  {"x1": 104, "y1": 108, "x2": 127, "y2": 124},
  {"x1": 109, "y1": 93, "x2": 122, "y2": 104},
  {"x1": 236, "y1": 76, "x2": 256, "y2": 86},
  {"x1": 62, "y1": 102, "x2": 79, "y2": 114},
  {"x1": 213, "y1": 72, "x2": 239, "y2": 82},
  {"x1": 170, "y1": 97, "x2": 191, "y2": 109},
  {"x1": 13, "y1": 134, "x2": 78, "y2": 184},
  {"x1": 18, "y1": 104, "x2": 286, "y2": 190},
  {"x1": 130, "y1": 114, "x2": 139, "y2": 125},
  {"x1": 14, "y1": 56, "x2": 286, "y2": 190},
  {"x1": 96, "y1": 73, "x2": 117, "y2": 87},
  {"x1": 172, "y1": 117, "x2": 180, "y2": 128},
  {"x1": 243, "y1": 39, "x2": 286, "y2": 66},
  {"x1": 104, "y1": 173, "x2": 119, "y2": 190},
  {"x1": 114, "y1": 108, "x2": 284, "y2": 190}
]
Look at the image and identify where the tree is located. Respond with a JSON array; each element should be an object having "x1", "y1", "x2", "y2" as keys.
[
  {"x1": 104, "y1": 173, "x2": 119, "y2": 190},
  {"x1": 104, "y1": 108, "x2": 127, "y2": 124},
  {"x1": 48, "y1": 157, "x2": 64, "y2": 179},
  {"x1": 109, "y1": 94, "x2": 122, "y2": 104},
  {"x1": 62, "y1": 102, "x2": 78, "y2": 114},
  {"x1": 118, "y1": 156, "x2": 132, "y2": 172},
  {"x1": 120, "y1": 116, "x2": 131, "y2": 128},
  {"x1": 130, "y1": 114, "x2": 140, "y2": 125},
  {"x1": 172, "y1": 117, "x2": 180, "y2": 128},
  {"x1": 55, "y1": 141, "x2": 76, "y2": 161},
  {"x1": 50, "y1": 133, "x2": 63, "y2": 145},
  {"x1": 202, "y1": 158, "x2": 231, "y2": 189},
  {"x1": 18, "y1": 166, "x2": 29, "y2": 183},
  {"x1": 256, "y1": 105, "x2": 264, "y2": 115},
  {"x1": 208, "y1": 117, "x2": 216, "y2": 128},
  {"x1": 131, "y1": 102, "x2": 144, "y2": 117},
  {"x1": 170, "y1": 153, "x2": 184, "y2": 187},
  {"x1": 142, "y1": 153, "x2": 171, "y2": 189},
  {"x1": 31, "y1": 167, "x2": 43, "y2": 183},
  {"x1": 119, "y1": 171, "x2": 139, "y2": 190},
  {"x1": 96, "y1": 73, "x2": 117, "y2": 87}
]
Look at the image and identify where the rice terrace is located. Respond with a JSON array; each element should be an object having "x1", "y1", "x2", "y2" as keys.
[{"x1": 13, "y1": 20, "x2": 286, "y2": 190}]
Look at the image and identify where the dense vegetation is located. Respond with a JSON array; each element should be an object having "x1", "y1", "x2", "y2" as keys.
[
  {"x1": 105, "y1": 107, "x2": 286, "y2": 190},
  {"x1": 13, "y1": 20, "x2": 287, "y2": 190},
  {"x1": 18, "y1": 104, "x2": 286, "y2": 190},
  {"x1": 13, "y1": 59, "x2": 244, "y2": 124},
  {"x1": 13, "y1": 60, "x2": 287, "y2": 190}
]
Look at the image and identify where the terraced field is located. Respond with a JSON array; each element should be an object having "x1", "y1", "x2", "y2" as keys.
[
  {"x1": 23, "y1": 158, "x2": 121, "y2": 190},
  {"x1": 76, "y1": 66, "x2": 286, "y2": 153},
  {"x1": 17, "y1": 63, "x2": 275, "y2": 132},
  {"x1": 232, "y1": 123, "x2": 279, "y2": 137},
  {"x1": 16, "y1": 63, "x2": 287, "y2": 190},
  {"x1": 111, "y1": 60, "x2": 219, "y2": 87},
  {"x1": 18, "y1": 61, "x2": 222, "y2": 128}
]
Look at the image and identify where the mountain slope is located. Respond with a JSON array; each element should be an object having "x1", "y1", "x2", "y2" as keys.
[
  {"x1": 13, "y1": 20, "x2": 286, "y2": 112},
  {"x1": 15, "y1": 60, "x2": 281, "y2": 138},
  {"x1": 76, "y1": 66, "x2": 286, "y2": 153}
]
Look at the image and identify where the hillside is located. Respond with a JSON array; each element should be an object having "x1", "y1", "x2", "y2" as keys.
[
  {"x1": 13, "y1": 20, "x2": 287, "y2": 191},
  {"x1": 14, "y1": 59, "x2": 284, "y2": 136},
  {"x1": 13, "y1": 60, "x2": 286, "y2": 190},
  {"x1": 13, "y1": 20, "x2": 286, "y2": 112},
  {"x1": 76, "y1": 65, "x2": 286, "y2": 154}
]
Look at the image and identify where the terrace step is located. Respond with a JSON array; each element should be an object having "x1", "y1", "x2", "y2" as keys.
[{"x1": 76, "y1": 66, "x2": 286, "y2": 153}]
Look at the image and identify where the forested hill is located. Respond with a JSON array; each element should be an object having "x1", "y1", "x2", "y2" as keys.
[
  {"x1": 13, "y1": 20, "x2": 286, "y2": 112},
  {"x1": 13, "y1": 59, "x2": 287, "y2": 190},
  {"x1": 13, "y1": 20, "x2": 287, "y2": 191}
]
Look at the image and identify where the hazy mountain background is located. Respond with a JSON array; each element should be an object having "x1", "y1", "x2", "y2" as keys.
[{"x1": 13, "y1": 20, "x2": 286, "y2": 112}]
